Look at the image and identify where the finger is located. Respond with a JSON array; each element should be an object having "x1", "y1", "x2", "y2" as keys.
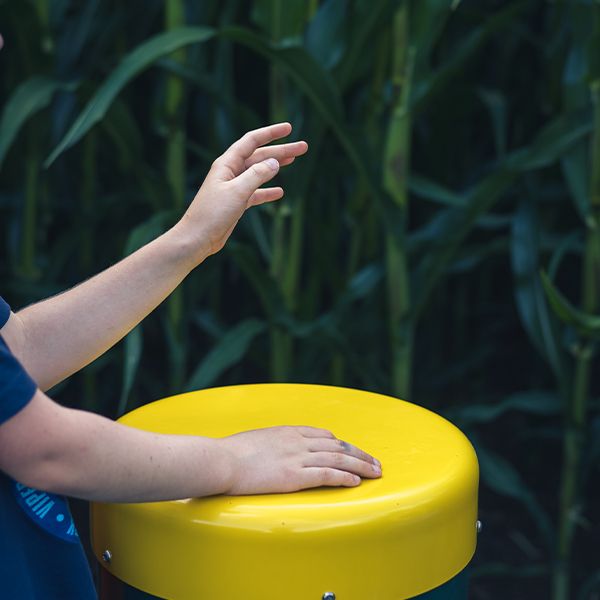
[
  {"x1": 247, "y1": 187, "x2": 284, "y2": 207},
  {"x1": 307, "y1": 437, "x2": 380, "y2": 466},
  {"x1": 221, "y1": 122, "x2": 293, "y2": 167},
  {"x1": 232, "y1": 159, "x2": 280, "y2": 199},
  {"x1": 303, "y1": 451, "x2": 382, "y2": 479},
  {"x1": 294, "y1": 426, "x2": 336, "y2": 439},
  {"x1": 299, "y1": 467, "x2": 361, "y2": 488},
  {"x1": 245, "y1": 141, "x2": 308, "y2": 168}
]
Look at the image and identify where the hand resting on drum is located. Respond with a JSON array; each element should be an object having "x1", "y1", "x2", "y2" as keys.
[{"x1": 220, "y1": 425, "x2": 382, "y2": 495}]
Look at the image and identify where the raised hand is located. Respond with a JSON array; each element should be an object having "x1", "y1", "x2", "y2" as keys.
[
  {"x1": 175, "y1": 122, "x2": 308, "y2": 264},
  {"x1": 219, "y1": 425, "x2": 382, "y2": 495}
]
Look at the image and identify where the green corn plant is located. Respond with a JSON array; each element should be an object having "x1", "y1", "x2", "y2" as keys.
[
  {"x1": 13, "y1": 25, "x2": 43, "y2": 283},
  {"x1": 165, "y1": 0, "x2": 188, "y2": 391},
  {"x1": 524, "y1": 4, "x2": 600, "y2": 597},
  {"x1": 263, "y1": 0, "x2": 317, "y2": 382},
  {"x1": 383, "y1": 3, "x2": 414, "y2": 399},
  {"x1": 552, "y1": 57, "x2": 600, "y2": 600},
  {"x1": 268, "y1": 0, "x2": 290, "y2": 382},
  {"x1": 21, "y1": 125, "x2": 40, "y2": 281},
  {"x1": 281, "y1": 2, "x2": 320, "y2": 379}
]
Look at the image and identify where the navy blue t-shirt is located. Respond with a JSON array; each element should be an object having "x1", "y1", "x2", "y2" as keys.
[{"x1": 0, "y1": 296, "x2": 97, "y2": 599}]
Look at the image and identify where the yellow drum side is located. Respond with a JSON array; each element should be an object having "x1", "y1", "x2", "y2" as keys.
[{"x1": 91, "y1": 384, "x2": 479, "y2": 600}]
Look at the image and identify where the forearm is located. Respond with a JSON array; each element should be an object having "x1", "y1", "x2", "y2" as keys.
[
  {"x1": 16, "y1": 225, "x2": 204, "y2": 390},
  {"x1": 20, "y1": 400, "x2": 232, "y2": 503},
  {"x1": 0, "y1": 391, "x2": 381, "y2": 501}
]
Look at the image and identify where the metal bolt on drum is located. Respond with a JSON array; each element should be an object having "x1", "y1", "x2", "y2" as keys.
[
  {"x1": 476, "y1": 520, "x2": 483, "y2": 534},
  {"x1": 102, "y1": 550, "x2": 112, "y2": 564},
  {"x1": 322, "y1": 593, "x2": 336, "y2": 600}
]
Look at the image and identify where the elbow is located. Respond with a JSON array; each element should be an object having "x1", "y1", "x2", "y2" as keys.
[
  {"x1": 8, "y1": 449, "x2": 85, "y2": 498},
  {"x1": 0, "y1": 392, "x2": 97, "y2": 498}
]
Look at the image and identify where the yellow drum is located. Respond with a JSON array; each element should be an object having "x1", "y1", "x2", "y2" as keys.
[{"x1": 91, "y1": 384, "x2": 479, "y2": 600}]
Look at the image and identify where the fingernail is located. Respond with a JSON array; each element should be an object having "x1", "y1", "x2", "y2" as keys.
[
  {"x1": 373, "y1": 464, "x2": 381, "y2": 474},
  {"x1": 374, "y1": 458, "x2": 381, "y2": 467},
  {"x1": 265, "y1": 158, "x2": 279, "y2": 171}
]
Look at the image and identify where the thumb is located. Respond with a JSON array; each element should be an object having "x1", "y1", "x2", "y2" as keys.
[{"x1": 233, "y1": 158, "x2": 280, "y2": 198}]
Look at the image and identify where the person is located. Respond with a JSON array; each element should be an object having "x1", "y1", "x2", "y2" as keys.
[{"x1": 0, "y1": 33, "x2": 382, "y2": 599}]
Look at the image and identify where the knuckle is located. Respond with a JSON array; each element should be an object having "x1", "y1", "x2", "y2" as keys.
[
  {"x1": 229, "y1": 178, "x2": 246, "y2": 196},
  {"x1": 250, "y1": 163, "x2": 267, "y2": 178},
  {"x1": 288, "y1": 428, "x2": 303, "y2": 442},
  {"x1": 243, "y1": 131, "x2": 257, "y2": 148},
  {"x1": 330, "y1": 452, "x2": 344, "y2": 466},
  {"x1": 319, "y1": 468, "x2": 335, "y2": 485}
]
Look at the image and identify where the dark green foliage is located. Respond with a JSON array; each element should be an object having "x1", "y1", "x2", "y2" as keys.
[{"x1": 1, "y1": 1, "x2": 599, "y2": 598}]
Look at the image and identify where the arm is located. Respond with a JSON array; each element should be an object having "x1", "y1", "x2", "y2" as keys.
[
  {"x1": 7, "y1": 230, "x2": 199, "y2": 391},
  {"x1": 7, "y1": 123, "x2": 308, "y2": 390},
  {"x1": 0, "y1": 390, "x2": 382, "y2": 502}
]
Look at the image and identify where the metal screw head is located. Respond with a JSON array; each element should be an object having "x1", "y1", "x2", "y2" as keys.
[
  {"x1": 102, "y1": 550, "x2": 112, "y2": 564},
  {"x1": 476, "y1": 520, "x2": 483, "y2": 534},
  {"x1": 322, "y1": 593, "x2": 336, "y2": 600}
]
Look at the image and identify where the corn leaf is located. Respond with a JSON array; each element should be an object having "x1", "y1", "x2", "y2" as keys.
[
  {"x1": 509, "y1": 109, "x2": 593, "y2": 172},
  {"x1": 409, "y1": 174, "x2": 467, "y2": 207},
  {"x1": 478, "y1": 88, "x2": 508, "y2": 160},
  {"x1": 562, "y1": 142, "x2": 592, "y2": 225},
  {"x1": 124, "y1": 211, "x2": 175, "y2": 255},
  {"x1": 305, "y1": 0, "x2": 347, "y2": 70},
  {"x1": 477, "y1": 443, "x2": 554, "y2": 549},
  {"x1": 413, "y1": 167, "x2": 516, "y2": 317},
  {"x1": 511, "y1": 201, "x2": 567, "y2": 384},
  {"x1": 0, "y1": 76, "x2": 74, "y2": 170},
  {"x1": 540, "y1": 270, "x2": 600, "y2": 336},
  {"x1": 117, "y1": 325, "x2": 142, "y2": 417},
  {"x1": 45, "y1": 27, "x2": 215, "y2": 167},
  {"x1": 447, "y1": 391, "x2": 562, "y2": 426},
  {"x1": 185, "y1": 319, "x2": 266, "y2": 391}
]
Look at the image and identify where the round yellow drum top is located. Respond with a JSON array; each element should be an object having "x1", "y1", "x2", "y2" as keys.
[{"x1": 91, "y1": 384, "x2": 479, "y2": 600}]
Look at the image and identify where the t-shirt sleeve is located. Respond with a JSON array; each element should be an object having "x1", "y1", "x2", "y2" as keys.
[
  {"x1": 0, "y1": 296, "x2": 10, "y2": 328},
  {"x1": 0, "y1": 335, "x2": 37, "y2": 425}
]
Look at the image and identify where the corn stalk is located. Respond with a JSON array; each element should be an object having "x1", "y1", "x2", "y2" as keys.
[
  {"x1": 383, "y1": 4, "x2": 414, "y2": 399},
  {"x1": 269, "y1": 0, "x2": 317, "y2": 381},
  {"x1": 165, "y1": 0, "x2": 187, "y2": 390},
  {"x1": 268, "y1": 0, "x2": 287, "y2": 381},
  {"x1": 21, "y1": 127, "x2": 39, "y2": 280},
  {"x1": 553, "y1": 77, "x2": 600, "y2": 600},
  {"x1": 34, "y1": 0, "x2": 52, "y2": 54}
]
